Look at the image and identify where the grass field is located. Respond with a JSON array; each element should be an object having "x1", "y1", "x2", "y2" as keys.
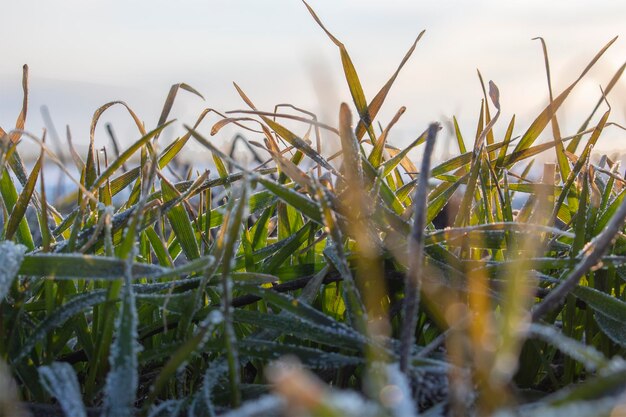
[{"x1": 1, "y1": 3, "x2": 626, "y2": 417}]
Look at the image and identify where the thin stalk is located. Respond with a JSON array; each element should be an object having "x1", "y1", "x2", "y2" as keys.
[{"x1": 400, "y1": 123, "x2": 439, "y2": 373}]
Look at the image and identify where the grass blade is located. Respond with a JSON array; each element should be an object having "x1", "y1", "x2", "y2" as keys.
[
  {"x1": 102, "y1": 258, "x2": 141, "y2": 417},
  {"x1": 355, "y1": 32, "x2": 424, "y2": 140},
  {"x1": 532, "y1": 185, "x2": 626, "y2": 321},
  {"x1": 302, "y1": 1, "x2": 374, "y2": 141},
  {"x1": 0, "y1": 241, "x2": 27, "y2": 300},
  {"x1": 512, "y1": 37, "x2": 616, "y2": 154},
  {"x1": 4, "y1": 151, "x2": 42, "y2": 241},
  {"x1": 400, "y1": 123, "x2": 439, "y2": 372},
  {"x1": 91, "y1": 121, "x2": 173, "y2": 192},
  {"x1": 160, "y1": 175, "x2": 200, "y2": 260},
  {"x1": 18, "y1": 254, "x2": 165, "y2": 279},
  {"x1": 38, "y1": 363, "x2": 87, "y2": 417},
  {"x1": 0, "y1": 170, "x2": 35, "y2": 249}
]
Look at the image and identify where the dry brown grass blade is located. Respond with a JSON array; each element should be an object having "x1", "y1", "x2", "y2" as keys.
[
  {"x1": 9, "y1": 65, "x2": 29, "y2": 144},
  {"x1": 196, "y1": 108, "x2": 264, "y2": 136},
  {"x1": 232, "y1": 83, "x2": 335, "y2": 172},
  {"x1": 489, "y1": 80, "x2": 501, "y2": 111},
  {"x1": 66, "y1": 126, "x2": 85, "y2": 172},
  {"x1": 87, "y1": 101, "x2": 150, "y2": 188},
  {"x1": 302, "y1": 1, "x2": 373, "y2": 140},
  {"x1": 263, "y1": 146, "x2": 315, "y2": 192},
  {"x1": 513, "y1": 36, "x2": 617, "y2": 153},
  {"x1": 154, "y1": 83, "x2": 204, "y2": 141},
  {"x1": 157, "y1": 83, "x2": 204, "y2": 128},
  {"x1": 273, "y1": 104, "x2": 325, "y2": 175},
  {"x1": 305, "y1": 0, "x2": 424, "y2": 143},
  {"x1": 225, "y1": 110, "x2": 339, "y2": 135},
  {"x1": 301, "y1": 0, "x2": 341, "y2": 45},
  {"x1": 233, "y1": 82, "x2": 259, "y2": 111},
  {"x1": 477, "y1": 70, "x2": 496, "y2": 151},
  {"x1": 338, "y1": 103, "x2": 363, "y2": 188},
  {"x1": 534, "y1": 37, "x2": 569, "y2": 182},
  {"x1": 355, "y1": 31, "x2": 425, "y2": 140},
  {"x1": 532, "y1": 37, "x2": 555, "y2": 101},
  {"x1": 12, "y1": 130, "x2": 98, "y2": 204},
  {"x1": 90, "y1": 101, "x2": 147, "y2": 142},
  {"x1": 211, "y1": 117, "x2": 265, "y2": 135},
  {"x1": 368, "y1": 106, "x2": 406, "y2": 167},
  {"x1": 473, "y1": 81, "x2": 501, "y2": 154},
  {"x1": 567, "y1": 60, "x2": 626, "y2": 153}
]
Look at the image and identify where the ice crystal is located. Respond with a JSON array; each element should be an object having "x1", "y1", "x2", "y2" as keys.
[
  {"x1": 0, "y1": 241, "x2": 26, "y2": 300},
  {"x1": 38, "y1": 362, "x2": 87, "y2": 417}
]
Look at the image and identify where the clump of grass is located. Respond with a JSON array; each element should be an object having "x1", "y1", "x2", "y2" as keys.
[{"x1": 1, "y1": 2, "x2": 626, "y2": 417}]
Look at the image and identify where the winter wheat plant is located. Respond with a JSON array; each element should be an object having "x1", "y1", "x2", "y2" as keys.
[{"x1": 1, "y1": 2, "x2": 626, "y2": 417}]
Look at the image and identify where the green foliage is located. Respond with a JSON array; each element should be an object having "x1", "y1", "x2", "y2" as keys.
[{"x1": 0, "y1": 4, "x2": 625, "y2": 417}]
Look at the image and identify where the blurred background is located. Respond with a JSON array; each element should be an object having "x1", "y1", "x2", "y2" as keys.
[{"x1": 1, "y1": 0, "x2": 625, "y2": 163}]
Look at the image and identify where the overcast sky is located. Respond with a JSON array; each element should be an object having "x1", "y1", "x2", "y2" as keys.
[{"x1": 1, "y1": 0, "x2": 625, "y2": 162}]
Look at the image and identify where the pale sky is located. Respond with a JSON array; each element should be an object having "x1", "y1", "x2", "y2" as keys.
[{"x1": 1, "y1": 1, "x2": 625, "y2": 162}]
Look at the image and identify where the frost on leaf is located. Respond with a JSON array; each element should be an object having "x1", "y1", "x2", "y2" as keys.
[
  {"x1": 101, "y1": 282, "x2": 141, "y2": 417},
  {"x1": 38, "y1": 362, "x2": 87, "y2": 417},
  {"x1": 0, "y1": 241, "x2": 26, "y2": 300}
]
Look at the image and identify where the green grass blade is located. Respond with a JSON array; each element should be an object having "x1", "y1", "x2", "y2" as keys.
[
  {"x1": 91, "y1": 121, "x2": 173, "y2": 192},
  {"x1": 38, "y1": 362, "x2": 87, "y2": 417},
  {"x1": 239, "y1": 339, "x2": 363, "y2": 368},
  {"x1": 0, "y1": 241, "x2": 27, "y2": 300},
  {"x1": 452, "y1": 116, "x2": 467, "y2": 154},
  {"x1": 257, "y1": 178, "x2": 322, "y2": 224},
  {"x1": 381, "y1": 127, "x2": 431, "y2": 177},
  {"x1": 233, "y1": 309, "x2": 362, "y2": 351},
  {"x1": 426, "y1": 175, "x2": 465, "y2": 225},
  {"x1": 160, "y1": 176, "x2": 200, "y2": 260},
  {"x1": 572, "y1": 285, "x2": 626, "y2": 324},
  {"x1": 4, "y1": 152, "x2": 42, "y2": 241},
  {"x1": 19, "y1": 254, "x2": 165, "y2": 279},
  {"x1": 0, "y1": 170, "x2": 35, "y2": 249},
  {"x1": 551, "y1": 109, "x2": 610, "y2": 224},
  {"x1": 15, "y1": 290, "x2": 108, "y2": 363},
  {"x1": 495, "y1": 115, "x2": 515, "y2": 169},
  {"x1": 217, "y1": 181, "x2": 249, "y2": 407},
  {"x1": 528, "y1": 323, "x2": 607, "y2": 372},
  {"x1": 144, "y1": 311, "x2": 223, "y2": 409},
  {"x1": 102, "y1": 262, "x2": 141, "y2": 417}
]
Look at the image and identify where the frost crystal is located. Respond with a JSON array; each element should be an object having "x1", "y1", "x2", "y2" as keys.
[
  {"x1": 101, "y1": 281, "x2": 141, "y2": 417},
  {"x1": 38, "y1": 362, "x2": 87, "y2": 417},
  {"x1": 0, "y1": 241, "x2": 27, "y2": 300}
]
